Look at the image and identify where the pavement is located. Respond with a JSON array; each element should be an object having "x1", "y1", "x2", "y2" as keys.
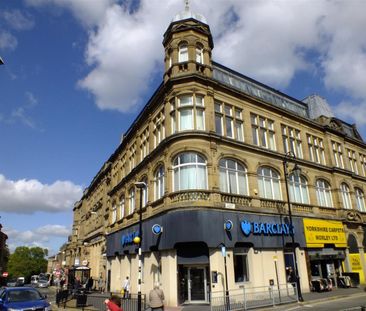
[{"x1": 50, "y1": 286, "x2": 366, "y2": 311}]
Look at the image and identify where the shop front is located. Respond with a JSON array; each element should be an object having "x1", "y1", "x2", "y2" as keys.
[
  {"x1": 106, "y1": 209, "x2": 308, "y2": 307},
  {"x1": 303, "y1": 218, "x2": 347, "y2": 290}
]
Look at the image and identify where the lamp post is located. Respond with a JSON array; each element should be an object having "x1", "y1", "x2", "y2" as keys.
[
  {"x1": 219, "y1": 243, "x2": 230, "y2": 311},
  {"x1": 283, "y1": 151, "x2": 304, "y2": 302},
  {"x1": 134, "y1": 181, "x2": 147, "y2": 311}
]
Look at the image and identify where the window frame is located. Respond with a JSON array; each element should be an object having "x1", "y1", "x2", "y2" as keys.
[
  {"x1": 340, "y1": 183, "x2": 352, "y2": 210},
  {"x1": 173, "y1": 152, "x2": 208, "y2": 191},
  {"x1": 257, "y1": 166, "x2": 282, "y2": 200},
  {"x1": 219, "y1": 158, "x2": 248, "y2": 195},
  {"x1": 315, "y1": 179, "x2": 333, "y2": 207}
]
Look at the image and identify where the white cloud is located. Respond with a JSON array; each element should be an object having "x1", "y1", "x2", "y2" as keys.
[
  {"x1": 0, "y1": 30, "x2": 18, "y2": 50},
  {"x1": 4, "y1": 225, "x2": 71, "y2": 253},
  {"x1": 333, "y1": 100, "x2": 366, "y2": 127},
  {"x1": 1, "y1": 9, "x2": 35, "y2": 30},
  {"x1": 24, "y1": 0, "x2": 366, "y2": 124},
  {"x1": 0, "y1": 174, "x2": 82, "y2": 214}
]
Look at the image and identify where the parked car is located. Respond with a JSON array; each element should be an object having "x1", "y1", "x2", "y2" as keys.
[
  {"x1": 0, "y1": 286, "x2": 51, "y2": 311},
  {"x1": 16, "y1": 277, "x2": 25, "y2": 287},
  {"x1": 5, "y1": 279, "x2": 17, "y2": 287},
  {"x1": 37, "y1": 278, "x2": 49, "y2": 288}
]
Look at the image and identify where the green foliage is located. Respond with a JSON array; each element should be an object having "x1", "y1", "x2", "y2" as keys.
[{"x1": 8, "y1": 246, "x2": 48, "y2": 280}]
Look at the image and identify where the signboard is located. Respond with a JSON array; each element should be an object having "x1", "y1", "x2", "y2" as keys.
[
  {"x1": 2, "y1": 272, "x2": 8, "y2": 277},
  {"x1": 349, "y1": 254, "x2": 365, "y2": 284},
  {"x1": 303, "y1": 219, "x2": 346, "y2": 248}
]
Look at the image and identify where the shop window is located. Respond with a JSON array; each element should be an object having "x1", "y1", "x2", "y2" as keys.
[
  {"x1": 340, "y1": 183, "x2": 352, "y2": 210},
  {"x1": 154, "y1": 165, "x2": 165, "y2": 200},
  {"x1": 219, "y1": 158, "x2": 248, "y2": 195},
  {"x1": 315, "y1": 179, "x2": 333, "y2": 207},
  {"x1": 355, "y1": 188, "x2": 366, "y2": 212},
  {"x1": 257, "y1": 166, "x2": 281, "y2": 200},
  {"x1": 288, "y1": 173, "x2": 309, "y2": 204},
  {"x1": 173, "y1": 152, "x2": 207, "y2": 191},
  {"x1": 234, "y1": 248, "x2": 249, "y2": 282}
]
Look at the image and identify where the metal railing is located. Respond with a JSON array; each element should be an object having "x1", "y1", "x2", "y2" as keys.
[
  {"x1": 55, "y1": 291, "x2": 146, "y2": 311},
  {"x1": 210, "y1": 284, "x2": 298, "y2": 311}
]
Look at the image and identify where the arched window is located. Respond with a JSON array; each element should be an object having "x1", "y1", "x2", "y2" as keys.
[
  {"x1": 173, "y1": 152, "x2": 207, "y2": 191},
  {"x1": 111, "y1": 202, "x2": 117, "y2": 224},
  {"x1": 154, "y1": 165, "x2": 165, "y2": 200},
  {"x1": 178, "y1": 43, "x2": 188, "y2": 62},
  {"x1": 340, "y1": 183, "x2": 352, "y2": 209},
  {"x1": 196, "y1": 44, "x2": 203, "y2": 64},
  {"x1": 315, "y1": 179, "x2": 333, "y2": 207},
  {"x1": 128, "y1": 187, "x2": 135, "y2": 215},
  {"x1": 355, "y1": 188, "x2": 365, "y2": 212},
  {"x1": 257, "y1": 167, "x2": 281, "y2": 200},
  {"x1": 288, "y1": 174, "x2": 309, "y2": 204},
  {"x1": 219, "y1": 158, "x2": 248, "y2": 195},
  {"x1": 141, "y1": 178, "x2": 148, "y2": 207},
  {"x1": 119, "y1": 196, "x2": 125, "y2": 220}
]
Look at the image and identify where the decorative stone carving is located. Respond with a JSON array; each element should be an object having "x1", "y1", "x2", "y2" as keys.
[{"x1": 344, "y1": 210, "x2": 362, "y2": 223}]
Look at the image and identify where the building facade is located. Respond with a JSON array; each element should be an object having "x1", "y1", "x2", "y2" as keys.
[{"x1": 64, "y1": 6, "x2": 366, "y2": 307}]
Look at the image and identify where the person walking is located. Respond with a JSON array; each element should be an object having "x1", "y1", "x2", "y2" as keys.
[
  {"x1": 98, "y1": 275, "x2": 104, "y2": 293},
  {"x1": 149, "y1": 282, "x2": 165, "y2": 311},
  {"x1": 122, "y1": 276, "x2": 130, "y2": 299}
]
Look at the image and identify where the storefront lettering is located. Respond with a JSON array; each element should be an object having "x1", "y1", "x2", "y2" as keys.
[
  {"x1": 121, "y1": 231, "x2": 139, "y2": 247},
  {"x1": 241, "y1": 220, "x2": 293, "y2": 236}
]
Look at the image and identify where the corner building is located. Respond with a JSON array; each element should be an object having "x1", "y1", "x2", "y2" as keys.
[{"x1": 68, "y1": 7, "x2": 366, "y2": 307}]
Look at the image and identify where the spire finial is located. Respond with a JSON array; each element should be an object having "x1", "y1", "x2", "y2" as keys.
[{"x1": 185, "y1": 0, "x2": 190, "y2": 12}]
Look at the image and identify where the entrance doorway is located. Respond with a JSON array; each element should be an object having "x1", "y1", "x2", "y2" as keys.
[{"x1": 178, "y1": 266, "x2": 208, "y2": 304}]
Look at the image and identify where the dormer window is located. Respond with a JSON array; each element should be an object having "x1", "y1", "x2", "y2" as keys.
[
  {"x1": 196, "y1": 44, "x2": 203, "y2": 64},
  {"x1": 178, "y1": 43, "x2": 188, "y2": 62}
]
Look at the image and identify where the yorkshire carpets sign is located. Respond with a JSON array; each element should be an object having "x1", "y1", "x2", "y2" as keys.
[
  {"x1": 303, "y1": 218, "x2": 346, "y2": 248},
  {"x1": 240, "y1": 220, "x2": 292, "y2": 236}
]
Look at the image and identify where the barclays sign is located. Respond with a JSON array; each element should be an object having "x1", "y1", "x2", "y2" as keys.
[
  {"x1": 121, "y1": 231, "x2": 139, "y2": 247},
  {"x1": 241, "y1": 220, "x2": 293, "y2": 236}
]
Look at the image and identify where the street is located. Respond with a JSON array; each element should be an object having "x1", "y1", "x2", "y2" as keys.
[{"x1": 265, "y1": 293, "x2": 366, "y2": 311}]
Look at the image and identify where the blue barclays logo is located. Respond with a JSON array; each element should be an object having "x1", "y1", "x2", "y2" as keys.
[
  {"x1": 121, "y1": 231, "x2": 139, "y2": 247},
  {"x1": 240, "y1": 220, "x2": 293, "y2": 236}
]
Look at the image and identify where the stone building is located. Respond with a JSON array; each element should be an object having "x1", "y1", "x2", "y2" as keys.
[{"x1": 64, "y1": 5, "x2": 366, "y2": 307}]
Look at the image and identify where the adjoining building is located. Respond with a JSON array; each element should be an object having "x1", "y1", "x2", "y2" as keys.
[{"x1": 64, "y1": 5, "x2": 366, "y2": 307}]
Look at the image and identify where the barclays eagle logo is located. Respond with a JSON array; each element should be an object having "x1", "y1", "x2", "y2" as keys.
[{"x1": 241, "y1": 220, "x2": 252, "y2": 236}]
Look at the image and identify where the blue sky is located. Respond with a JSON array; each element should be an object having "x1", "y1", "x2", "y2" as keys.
[{"x1": 1, "y1": 0, "x2": 366, "y2": 256}]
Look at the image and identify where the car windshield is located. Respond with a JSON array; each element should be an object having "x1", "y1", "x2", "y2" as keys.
[{"x1": 8, "y1": 289, "x2": 42, "y2": 302}]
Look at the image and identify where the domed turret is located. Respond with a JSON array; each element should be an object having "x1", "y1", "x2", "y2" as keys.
[{"x1": 162, "y1": 0, "x2": 213, "y2": 83}]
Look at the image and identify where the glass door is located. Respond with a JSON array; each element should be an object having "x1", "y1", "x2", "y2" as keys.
[{"x1": 188, "y1": 267, "x2": 207, "y2": 302}]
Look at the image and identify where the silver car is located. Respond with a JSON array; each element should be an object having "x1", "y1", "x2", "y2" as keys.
[{"x1": 37, "y1": 278, "x2": 49, "y2": 288}]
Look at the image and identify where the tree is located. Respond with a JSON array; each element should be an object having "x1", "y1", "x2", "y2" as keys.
[{"x1": 7, "y1": 246, "x2": 48, "y2": 281}]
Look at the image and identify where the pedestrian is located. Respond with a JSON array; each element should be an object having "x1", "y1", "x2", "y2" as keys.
[
  {"x1": 98, "y1": 275, "x2": 104, "y2": 293},
  {"x1": 149, "y1": 282, "x2": 165, "y2": 311},
  {"x1": 122, "y1": 276, "x2": 130, "y2": 299},
  {"x1": 105, "y1": 295, "x2": 123, "y2": 311}
]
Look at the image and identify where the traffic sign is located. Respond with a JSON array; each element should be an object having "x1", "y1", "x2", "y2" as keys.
[{"x1": 2, "y1": 272, "x2": 8, "y2": 277}]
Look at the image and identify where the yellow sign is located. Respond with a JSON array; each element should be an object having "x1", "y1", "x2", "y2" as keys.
[
  {"x1": 349, "y1": 254, "x2": 365, "y2": 284},
  {"x1": 303, "y1": 219, "x2": 346, "y2": 248}
]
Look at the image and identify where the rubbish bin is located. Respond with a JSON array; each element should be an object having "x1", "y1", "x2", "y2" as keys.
[{"x1": 75, "y1": 290, "x2": 87, "y2": 307}]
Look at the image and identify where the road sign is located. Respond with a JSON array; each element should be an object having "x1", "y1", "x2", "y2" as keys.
[{"x1": 2, "y1": 272, "x2": 8, "y2": 277}]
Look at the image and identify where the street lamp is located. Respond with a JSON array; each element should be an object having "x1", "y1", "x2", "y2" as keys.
[
  {"x1": 283, "y1": 151, "x2": 304, "y2": 302},
  {"x1": 218, "y1": 243, "x2": 230, "y2": 311},
  {"x1": 134, "y1": 181, "x2": 147, "y2": 311}
]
